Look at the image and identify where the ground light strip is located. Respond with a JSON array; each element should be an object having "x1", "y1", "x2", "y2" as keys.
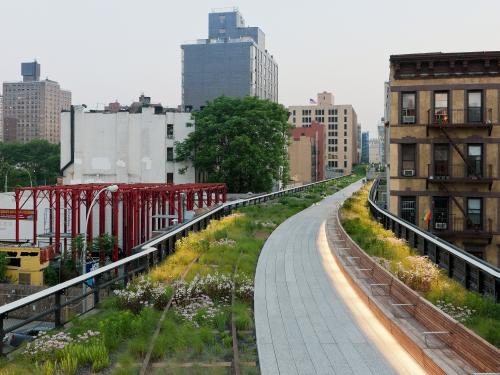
[{"x1": 317, "y1": 221, "x2": 427, "y2": 375}]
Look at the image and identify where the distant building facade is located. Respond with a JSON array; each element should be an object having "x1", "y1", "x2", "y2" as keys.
[
  {"x1": 182, "y1": 9, "x2": 278, "y2": 110},
  {"x1": 361, "y1": 131, "x2": 369, "y2": 163},
  {"x1": 377, "y1": 120, "x2": 386, "y2": 164},
  {"x1": 288, "y1": 122, "x2": 326, "y2": 184},
  {"x1": 0, "y1": 95, "x2": 3, "y2": 142},
  {"x1": 288, "y1": 92, "x2": 358, "y2": 176},
  {"x1": 388, "y1": 51, "x2": 500, "y2": 266},
  {"x1": 61, "y1": 97, "x2": 195, "y2": 185},
  {"x1": 368, "y1": 138, "x2": 380, "y2": 164},
  {"x1": 2, "y1": 61, "x2": 71, "y2": 143}
]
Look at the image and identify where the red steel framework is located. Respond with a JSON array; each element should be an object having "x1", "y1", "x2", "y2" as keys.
[{"x1": 14, "y1": 183, "x2": 227, "y2": 262}]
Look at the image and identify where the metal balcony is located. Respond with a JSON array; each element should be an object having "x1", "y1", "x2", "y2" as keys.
[
  {"x1": 432, "y1": 216, "x2": 493, "y2": 243},
  {"x1": 427, "y1": 163, "x2": 493, "y2": 189},
  {"x1": 426, "y1": 108, "x2": 493, "y2": 135}
]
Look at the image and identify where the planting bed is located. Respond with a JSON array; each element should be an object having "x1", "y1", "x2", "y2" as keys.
[
  {"x1": 340, "y1": 184, "x2": 500, "y2": 348},
  {"x1": 0, "y1": 172, "x2": 363, "y2": 375}
]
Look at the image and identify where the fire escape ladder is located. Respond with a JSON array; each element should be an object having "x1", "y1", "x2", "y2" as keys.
[
  {"x1": 437, "y1": 181, "x2": 468, "y2": 221},
  {"x1": 439, "y1": 127, "x2": 481, "y2": 179}
]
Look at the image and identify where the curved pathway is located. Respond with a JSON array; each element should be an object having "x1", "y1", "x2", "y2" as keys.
[{"x1": 254, "y1": 181, "x2": 426, "y2": 375}]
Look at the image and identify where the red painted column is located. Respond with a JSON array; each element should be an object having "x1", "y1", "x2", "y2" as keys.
[
  {"x1": 161, "y1": 192, "x2": 167, "y2": 229},
  {"x1": 177, "y1": 192, "x2": 183, "y2": 224},
  {"x1": 32, "y1": 190, "x2": 38, "y2": 244},
  {"x1": 187, "y1": 191, "x2": 194, "y2": 210},
  {"x1": 134, "y1": 191, "x2": 139, "y2": 247},
  {"x1": 197, "y1": 190, "x2": 203, "y2": 208},
  {"x1": 55, "y1": 190, "x2": 61, "y2": 255},
  {"x1": 71, "y1": 191, "x2": 77, "y2": 262},
  {"x1": 140, "y1": 192, "x2": 146, "y2": 243},
  {"x1": 112, "y1": 192, "x2": 119, "y2": 261},
  {"x1": 214, "y1": 188, "x2": 220, "y2": 204},
  {"x1": 15, "y1": 190, "x2": 20, "y2": 242},
  {"x1": 151, "y1": 192, "x2": 156, "y2": 232},
  {"x1": 129, "y1": 194, "x2": 134, "y2": 255},
  {"x1": 86, "y1": 190, "x2": 93, "y2": 243},
  {"x1": 122, "y1": 193, "x2": 128, "y2": 256},
  {"x1": 207, "y1": 188, "x2": 212, "y2": 207},
  {"x1": 168, "y1": 191, "x2": 175, "y2": 226},
  {"x1": 49, "y1": 190, "x2": 53, "y2": 245},
  {"x1": 99, "y1": 193, "x2": 106, "y2": 264},
  {"x1": 63, "y1": 192, "x2": 68, "y2": 255}
]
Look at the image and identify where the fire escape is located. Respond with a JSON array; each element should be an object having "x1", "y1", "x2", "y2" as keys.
[{"x1": 426, "y1": 108, "x2": 494, "y2": 243}]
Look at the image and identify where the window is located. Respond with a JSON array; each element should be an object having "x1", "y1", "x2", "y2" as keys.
[
  {"x1": 344, "y1": 116, "x2": 347, "y2": 122},
  {"x1": 344, "y1": 131, "x2": 347, "y2": 137},
  {"x1": 433, "y1": 144, "x2": 449, "y2": 177},
  {"x1": 400, "y1": 196, "x2": 417, "y2": 224},
  {"x1": 315, "y1": 109, "x2": 324, "y2": 116},
  {"x1": 433, "y1": 197, "x2": 449, "y2": 230},
  {"x1": 219, "y1": 28, "x2": 226, "y2": 34},
  {"x1": 166, "y1": 173, "x2": 174, "y2": 184},
  {"x1": 219, "y1": 15, "x2": 225, "y2": 23},
  {"x1": 344, "y1": 161, "x2": 347, "y2": 168},
  {"x1": 433, "y1": 92, "x2": 449, "y2": 124},
  {"x1": 401, "y1": 144, "x2": 416, "y2": 175},
  {"x1": 467, "y1": 91, "x2": 482, "y2": 123},
  {"x1": 315, "y1": 116, "x2": 324, "y2": 123},
  {"x1": 167, "y1": 147, "x2": 174, "y2": 161},
  {"x1": 467, "y1": 198, "x2": 482, "y2": 230},
  {"x1": 344, "y1": 123, "x2": 347, "y2": 130},
  {"x1": 167, "y1": 124, "x2": 174, "y2": 139},
  {"x1": 344, "y1": 109, "x2": 347, "y2": 115},
  {"x1": 467, "y1": 144, "x2": 483, "y2": 177},
  {"x1": 401, "y1": 92, "x2": 416, "y2": 124},
  {"x1": 343, "y1": 139, "x2": 347, "y2": 144}
]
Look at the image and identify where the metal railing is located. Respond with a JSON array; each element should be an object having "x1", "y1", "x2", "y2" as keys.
[
  {"x1": 427, "y1": 163, "x2": 493, "y2": 180},
  {"x1": 427, "y1": 108, "x2": 493, "y2": 125},
  {"x1": 369, "y1": 178, "x2": 500, "y2": 302},
  {"x1": 0, "y1": 175, "x2": 351, "y2": 352}
]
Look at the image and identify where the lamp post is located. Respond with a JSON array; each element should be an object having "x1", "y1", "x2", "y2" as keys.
[
  {"x1": 14, "y1": 165, "x2": 33, "y2": 187},
  {"x1": 81, "y1": 184, "x2": 118, "y2": 312}
]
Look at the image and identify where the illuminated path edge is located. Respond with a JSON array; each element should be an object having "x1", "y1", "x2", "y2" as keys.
[{"x1": 254, "y1": 181, "x2": 427, "y2": 375}]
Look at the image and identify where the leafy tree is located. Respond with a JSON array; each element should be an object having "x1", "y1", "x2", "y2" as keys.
[
  {"x1": 0, "y1": 140, "x2": 60, "y2": 190},
  {"x1": 176, "y1": 96, "x2": 290, "y2": 193}
]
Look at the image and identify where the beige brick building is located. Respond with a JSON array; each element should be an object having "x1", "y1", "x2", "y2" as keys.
[
  {"x1": 388, "y1": 51, "x2": 500, "y2": 266},
  {"x1": 288, "y1": 92, "x2": 358, "y2": 176},
  {"x1": 2, "y1": 61, "x2": 71, "y2": 144}
]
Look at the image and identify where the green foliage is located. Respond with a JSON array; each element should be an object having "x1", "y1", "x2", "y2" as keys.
[
  {"x1": 59, "y1": 353, "x2": 77, "y2": 375},
  {"x1": 0, "y1": 252, "x2": 8, "y2": 281},
  {"x1": 175, "y1": 96, "x2": 291, "y2": 193},
  {"x1": 0, "y1": 140, "x2": 60, "y2": 190},
  {"x1": 43, "y1": 266, "x2": 59, "y2": 286},
  {"x1": 341, "y1": 184, "x2": 500, "y2": 347}
]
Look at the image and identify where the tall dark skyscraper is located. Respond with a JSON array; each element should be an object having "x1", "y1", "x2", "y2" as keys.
[{"x1": 181, "y1": 8, "x2": 278, "y2": 110}]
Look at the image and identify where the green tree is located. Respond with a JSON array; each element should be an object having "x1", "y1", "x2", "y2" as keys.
[
  {"x1": 0, "y1": 140, "x2": 60, "y2": 189},
  {"x1": 176, "y1": 96, "x2": 290, "y2": 193}
]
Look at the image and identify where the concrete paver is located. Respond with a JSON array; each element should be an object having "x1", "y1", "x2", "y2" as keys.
[{"x1": 254, "y1": 181, "x2": 426, "y2": 375}]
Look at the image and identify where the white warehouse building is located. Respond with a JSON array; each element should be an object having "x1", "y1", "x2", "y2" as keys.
[{"x1": 60, "y1": 102, "x2": 196, "y2": 185}]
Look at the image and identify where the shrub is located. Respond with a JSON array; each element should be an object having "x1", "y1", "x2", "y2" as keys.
[
  {"x1": 395, "y1": 256, "x2": 440, "y2": 293},
  {"x1": 114, "y1": 275, "x2": 168, "y2": 313}
]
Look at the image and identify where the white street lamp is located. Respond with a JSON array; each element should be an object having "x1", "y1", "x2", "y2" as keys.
[
  {"x1": 81, "y1": 184, "x2": 118, "y2": 312},
  {"x1": 14, "y1": 165, "x2": 33, "y2": 187}
]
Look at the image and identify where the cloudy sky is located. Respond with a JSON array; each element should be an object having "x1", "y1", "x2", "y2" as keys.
[{"x1": 1, "y1": 0, "x2": 499, "y2": 134}]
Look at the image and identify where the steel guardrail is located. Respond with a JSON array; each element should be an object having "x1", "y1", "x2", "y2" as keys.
[
  {"x1": 0, "y1": 174, "x2": 352, "y2": 350},
  {"x1": 368, "y1": 178, "x2": 500, "y2": 301}
]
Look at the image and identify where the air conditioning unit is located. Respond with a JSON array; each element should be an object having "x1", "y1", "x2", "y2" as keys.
[
  {"x1": 403, "y1": 116, "x2": 415, "y2": 124},
  {"x1": 403, "y1": 169, "x2": 415, "y2": 177},
  {"x1": 435, "y1": 222, "x2": 448, "y2": 230}
]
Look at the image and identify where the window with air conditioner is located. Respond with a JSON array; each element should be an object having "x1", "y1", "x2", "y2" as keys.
[
  {"x1": 433, "y1": 197, "x2": 448, "y2": 230},
  {"x1": 401, "y1": 144, "x2": 416, "y2": 176},
  {"x1": 401, "y1": 92, "x2": 416, "y2": 124}
]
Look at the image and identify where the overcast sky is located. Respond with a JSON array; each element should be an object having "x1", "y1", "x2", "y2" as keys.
[{"x1": 1, "y1": 0, "x2": 499, "y2": 135}]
